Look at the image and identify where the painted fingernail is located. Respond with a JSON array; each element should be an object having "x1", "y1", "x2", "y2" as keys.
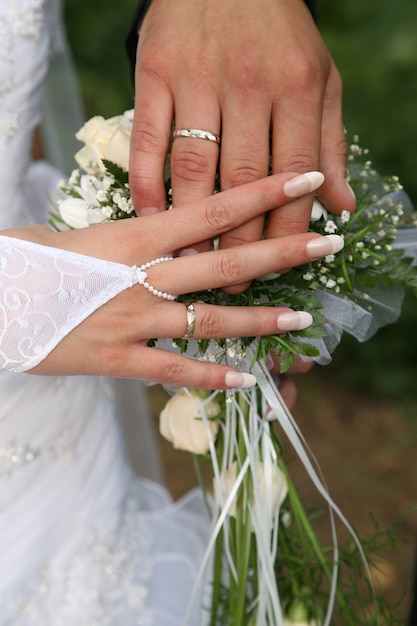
[
  {"x1": 179, "y1": 247, "x2": 198, "y2": 257},
  {"x1": 225, "y1": 371, "x2": 257, "y2": 389},
  {"x1": 283, "y1": 171, "x2": 325, "y2": 198},
  {"x1": 277, "y1": 311, "x2": 313, "y2": 332},
  {"x1": 306, "y1": 234, "x2": 344, "y2": 258}
]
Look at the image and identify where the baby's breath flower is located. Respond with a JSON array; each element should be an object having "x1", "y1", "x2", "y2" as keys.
[
  {"x1": 303, "y1": 272, "x2": 315, "y2": 281},
  {"x1": 69, "y1": 169, "x2": 81, "y2": 186},
  {"x1": 96, "y1": 190, "x2": 108, "y2": 203},
  {"x1": 340, "y1": 210, "x2": 351, "y2": 224},
  {"x1": 324, "y1": 220, "x2": 337, "y2": 234},
  {"x1": 102, "y1": 176, "x2": 114, "y2": 190},
  {"x1": 101, "y1": 206, "x2": 113, "y2": 218}
]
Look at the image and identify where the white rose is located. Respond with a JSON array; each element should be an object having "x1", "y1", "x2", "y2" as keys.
[
  {"x1": 214, "y1": 461, "x2": 288, "y2": 527},
  {"x1": 159, "y1": 391, "x2": 220, "y2": 455},
  {"x1": 75, "y1": 109, "x2": 133, "y2": 173}
]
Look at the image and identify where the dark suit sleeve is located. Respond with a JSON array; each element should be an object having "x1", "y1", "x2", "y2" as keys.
[
  {"x1": 125, "y1": 0, "x2": 152, "y2": 71},
  {"x1": 126, "y1": 0, "x2": 317, "y2": 80}
]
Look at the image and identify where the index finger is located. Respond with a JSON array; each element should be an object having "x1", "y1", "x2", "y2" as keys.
[{"x1": 134, "y1": 171, "x2": 325, "y2": 258}]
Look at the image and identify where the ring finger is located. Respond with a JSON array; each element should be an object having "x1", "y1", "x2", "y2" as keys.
[
  {"x1": 146, "y1": 301, "x2": 313, "y2": 341},
  {"x1": 170, "y1": 92, "x2": 221, "y2": 252}
]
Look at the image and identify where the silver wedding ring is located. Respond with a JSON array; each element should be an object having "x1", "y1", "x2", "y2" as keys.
[
  {"x1": 183, "y1": 303, "x2": 196, "y2": 339},
  {"x1": 172, "y1": 128, "x2": 221, "y2": 145}
]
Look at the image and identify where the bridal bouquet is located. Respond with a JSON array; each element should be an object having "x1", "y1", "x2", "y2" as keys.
[{"x1": 51, "y1": 110, "x2": 417, "y2": 625}]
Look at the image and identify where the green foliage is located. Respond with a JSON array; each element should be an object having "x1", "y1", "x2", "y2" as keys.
[
  {"x1": 64, "y1": 0, "x2": 136, "y2": 117},
  {"x1": 318, "y1": 0, "x2": 417, "y2": 207},
  {"x1": 102, "y1": 159, "x2": 129, "y2": 185}
]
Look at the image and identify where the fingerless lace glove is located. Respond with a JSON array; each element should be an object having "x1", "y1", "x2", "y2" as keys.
[{"x1": 0, "y1": 236, "x2": 144, "y2": 372}]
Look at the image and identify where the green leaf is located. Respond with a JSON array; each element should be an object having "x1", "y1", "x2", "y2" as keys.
[
  {"x1": 102, "y1": 159, "x2": 129, "y2": 184},
  {"x1": 280, "y1": 351, "x2": 295, "y2": 373},
  {"x1": 292, "y1": 342, "x2": 321, "y2": 358}
]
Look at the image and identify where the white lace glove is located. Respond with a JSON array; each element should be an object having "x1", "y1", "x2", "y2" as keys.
[{"x1": 0, "y1": 235, "x2": 165, "y2": 372}]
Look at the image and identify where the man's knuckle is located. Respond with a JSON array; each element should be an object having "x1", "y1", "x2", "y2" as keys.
[
  {"x1": 283, "y1": 154, "x2": 316, "y2": 173},
  {"x1": 228, "y1": 48, "x2": 264, "y2": 90},
  {"x1": 132, "y1": 121, "x2": 164, "y2": 154},
  {"x1": 171, "y1": 149, "x2": 212, "y2": 183},
  {"x1": 227, "y1": 161, "x2": 265, "y2": 187},
  {"x1": 287, "y1": 56, "x2": 322, "y2": 91}
]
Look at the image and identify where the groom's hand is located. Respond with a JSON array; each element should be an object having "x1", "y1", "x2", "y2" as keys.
[{"x1": 130, "y1": 0, "x2": 355, "y2": 253}]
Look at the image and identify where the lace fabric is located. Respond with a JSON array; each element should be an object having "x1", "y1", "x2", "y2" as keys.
[{"x1": 0, "y1": 236, "x2": 145, "y2": 372}]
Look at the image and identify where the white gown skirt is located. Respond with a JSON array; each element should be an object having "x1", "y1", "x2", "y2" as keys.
[{"x1": 0, "y1": 371, "x2": 210, "y2": 625}]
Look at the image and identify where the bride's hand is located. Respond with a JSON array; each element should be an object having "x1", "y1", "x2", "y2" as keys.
[{"x1": 6, "y1": 172, "x2": 342, "y2": 389}]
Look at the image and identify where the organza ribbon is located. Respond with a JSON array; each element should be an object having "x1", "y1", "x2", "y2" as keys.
[{"x1": 182, "y1": 363, "x2": 372, "y2": 626}]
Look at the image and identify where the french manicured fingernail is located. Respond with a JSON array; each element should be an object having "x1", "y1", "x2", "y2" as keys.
[
  {"x1": 179, "y1": 247, "x2": 198, "y2": 257},
  {"x1": 277, "y1": 311, "x2": 313, "y2": 332},
  {"x1": 283, "y1": 171, "x2": 325, "y2": 198},
  {"x1": 225, "y1": 371, "x2": 257, "y2": 389},
  {"x1": 306, "y1": 234, "x2": 344, "y2": 258}
]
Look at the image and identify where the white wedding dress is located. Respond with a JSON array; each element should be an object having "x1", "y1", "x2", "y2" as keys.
[{"x1": 0, "y1": 1, "x2": 209, "y2": 624}]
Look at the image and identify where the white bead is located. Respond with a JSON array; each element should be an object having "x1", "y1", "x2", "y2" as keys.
[{"x1": 135, "y1": 256, "x2": 176, "y2": 300}]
